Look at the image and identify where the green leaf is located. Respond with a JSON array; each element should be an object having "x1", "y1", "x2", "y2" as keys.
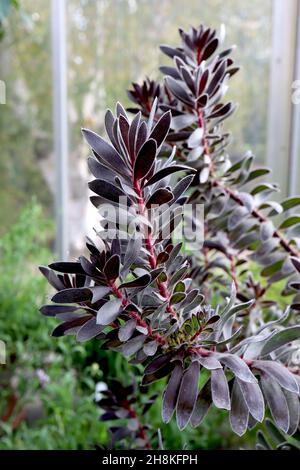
[
  {"x1": 261, "y1": 259, "x2": 284, "y2": 277},
  {"x1": 279, "y1": 216, "x2": 300, "y2": 229},
  {"x1": 261, "y1": 325, "x2": 300, "y2": 356}
]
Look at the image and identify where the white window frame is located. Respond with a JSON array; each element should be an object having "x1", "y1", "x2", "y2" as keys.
[{"x1": 267, "y1": 0, "x2": 300, "y2": 197}]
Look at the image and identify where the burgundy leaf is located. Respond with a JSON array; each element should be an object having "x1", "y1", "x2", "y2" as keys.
[
  {"x1": 211, "y1": 368, "x2": 230, "y2": 410},
  {"x1": 88, "y1": 179, "x2": 128, "y2": 205},
  {"x1": 77, "y1": 317, "x2": 104, "y2": 342},
  {"x1": 253, "y1": 361, "x2": 299, "y2": 394},
  {"x1": 149, "y1": 111, "x2": 171, "y2": 148},
  {"x1": 202, "y1": 37, "x2": 219, "y2": 60},
  {"x1": 261, "y1": 375, "x2": 289, "y2": 433},
  {"x1": 96, "y1": 299, "x2": 122, "y2": 325},
  {"x1": 118, "y1": 319, "x2": 136, "y2": 342},
  {"x1": 134, "y1": 138, "x2": 157, "y2": 181},
  {"x1": 190, "y1": 380, "x2": 212, "y2": 427},
  {"x1": 237, "y1": 379, "x2": 265, "y2": 422},
  {"x1": 122, "y1": 335, "x2": 146, "y2": 357},
  {"x1": 52, "y1": 315, "x2": 92, "y2": 337},
  {"x1": 82, "y1": 128, "x2": 128, "y2": 174},
  {"x1": 165, "y1": 76, "x2": 194, "y2": 106},
  {"x1": 104, "y1": 254, "x2": 120, "y2": 282},
  {"x1": 145, "y1": 165, "x2": 195, "y2": 187},
  {"x1": 146, "y1": 188, "x2": 173, "y2": 207},
  {"x1": 52, "y1": 288, "x2": 92, "y2": 304},
  {"x1": 119, "y1": 273, "x2": 151, "y2": 289},
  {"x1": 230, "y1": 379, "x2": 249, "y2": 436},
  {"x1": 39, "y1": 266, "x2": 65, "y2": 291},
  {"x1": 40, "y1": 305, "x2": 80, "y2": 317}
]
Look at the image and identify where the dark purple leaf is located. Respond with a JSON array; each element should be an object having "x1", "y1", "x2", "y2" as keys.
[
  {"x1": 104, "y1": 254, "x2": 120, "y2": 281},
  {"x1": 143, "y1": 340, "x2": 158, "y2": 356},
  {"x1": 52, "y1": 287, "x2": 92, "y2": 304},
  {"x1": 176, "y1": 361, "x2": 200, "y2": 430},
  {"x1": 149, "y1": 111, "x2": 171, "y2": 148},
  {"x1": 76, "y1": 317, "x2": 104, "y2": 342},
  {"x1": 230, "y1": 379, "x2": 249, "y2": 436},
  {"x1": 129, "y1": 112, "x2": 141, "y2": 158},
  {"x1": 89, "y1": 286, "x2": 111, "y2": 303},
  {"x1": 52, "y1": 315, "x2": 92, "y2": 337},
  {"x1": 96, "y1": 299, "x2": 122, "y2": 325},
  {"x1": 211, "y1": 368, "x2": 230, "y2": 410},
  {"x1": 118, "y1": 319, "x2": 136, "y2": 342},
  {"x1": 88, "y1": 179, "x2": 129, "y2": 205},
  {"x1": 145, "y1": 165, "x2": 195, "y2": 187},
  {"x1": 253, "y1": 361, "x2": 299, "y2": 394},
  {"x1": 159, "y1": 45, "x2": 185, "y2": 61},
  {"x1": 40, "y1": 305, "x2": 80, "y2": 317},
  {"x1": 261, "y1": 375, "x2": 289, "y2": 433},
  {"x1": 146, "y1": 188, "x2": 173, "y2": 207},
  {"x1": 165, "y1": 76, "x2": 194, "y2": 106},
  {"x1": 237, "y1": 379, "x2": 265, "y2": 422},
  {"x1": 49, "y1": 262, "x2": 85, "y2": 275},
  {"x1": 82, "y1": 128, "x2": 128, "y2": 174},
  {"x1": 87, "y1": 157, "x2": 115, "y2": 181},
  {"x1": 142, "y1": 362, "x2": 175, "y2": 385},
  {"x1": 282, "y1": 389, "x2": 300, "y2": 435},
  {"x1": 39, "y1": 266, "x2": 65, "y2": 291},
  {"x1": 219, "y1": 354, "x2": 256, "y2": 383},
  {"x1": 159, "y1": 65, "x2": 181, "y2": 80},
  {"x1": 190, "y1": 380, "x2": 212, "y2": 427},
  {"x1": 202, "y1": 37, "x2": 219, "y2": 60},
  {"x1": 195, "y1": 355, "x2": 222, "y2": 370},
  {"x1": 122, "y1": 335, "x2": 146, "y2": 357},
  {"x1": 135, "y1": 121, "x2": 148, "y2": 154},
  {"x1": 119, "y1": 273, "x2": 151, "y2": 289},
  {"x1": 134, "y1": 138, "x2": 157, "y2": 181},
  {"x1": 144, "y1": 352, "x2": 174, "y2": 375}
]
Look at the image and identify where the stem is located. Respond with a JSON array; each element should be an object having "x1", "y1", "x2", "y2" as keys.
[{"x1": 109, "y1": 281, "x2": 166, "y2": 345}]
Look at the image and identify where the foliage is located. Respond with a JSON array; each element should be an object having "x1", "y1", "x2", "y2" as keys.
[
  {"x1": 0, "y1": 202, "x2": 239, "y2": 450},
  {"x1": 254, "y1": 419, "x2": 300, "y2": 451},
  {"x1": 40, "y1": 23, "x2": 300, "y2": 449}
]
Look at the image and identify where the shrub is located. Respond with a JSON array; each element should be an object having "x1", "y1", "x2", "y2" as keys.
[{"x1": 40, "y1": 24, "x2": 300, "y2": 449}]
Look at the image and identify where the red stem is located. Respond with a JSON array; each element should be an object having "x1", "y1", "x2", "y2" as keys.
[{"x1": 133, "y1": 178, "x2": 177, "y2": 319}]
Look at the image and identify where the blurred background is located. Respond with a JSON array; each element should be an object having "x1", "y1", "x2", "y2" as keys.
[{"x1": 0, "y1": 0, "x2": 299, "y2": 450}]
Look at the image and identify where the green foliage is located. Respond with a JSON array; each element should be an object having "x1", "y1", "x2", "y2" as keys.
[{"x1": 0, "y1": 202, "x2": 106, "y2": 449}]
